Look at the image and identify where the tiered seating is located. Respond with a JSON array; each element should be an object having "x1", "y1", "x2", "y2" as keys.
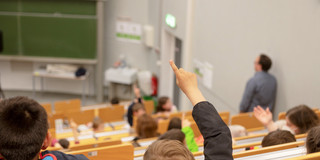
[
  {"x1": 286, "y1": 152, "x2": 320, "y2": 160},
  {"x1": 143, "y1": 100, "x2": 155, "y2": 115},
  {"x1": 42, "y1": 99, "x2": 320, "y2": 160},
  {"x1": 98, "y1": 104, "x2": 125, "y2": 123},
  {"x1": 67, "y1": 144, "x2": 133, "y2": 160},
  {"x1": 54, "y1": 99, "x2": 81, "y2": 114},
  {"x1": 231, "y1": 112, "x2": 264, "y2": 130}
]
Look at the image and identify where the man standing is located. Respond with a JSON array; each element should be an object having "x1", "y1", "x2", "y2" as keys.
[{"x1": 240, "y1": 54, "x2": 277, "y2": 113}]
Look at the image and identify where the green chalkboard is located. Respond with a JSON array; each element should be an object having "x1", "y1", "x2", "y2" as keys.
[
  {"x1": 0, "y1": 15, "x2": 19, "y2": 55},
  {"x1": 0, "y1": 0, "x2": 97, "y2": 59}
]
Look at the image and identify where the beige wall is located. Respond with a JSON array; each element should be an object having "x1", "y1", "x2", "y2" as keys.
[{"x1": 192, "y1": 0, "x2": 320, "y2": 115}]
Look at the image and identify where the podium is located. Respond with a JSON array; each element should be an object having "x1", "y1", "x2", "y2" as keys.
[{"x1": 105, "y1": 67, "x2": 137, "y2": 100}]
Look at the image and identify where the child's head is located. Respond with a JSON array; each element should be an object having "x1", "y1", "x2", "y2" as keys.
[
  {"x1": 136, "y1": 114, "x2": 158, "y2": 138},
  {"x1": 92, "y1": 117, "x2": 104, "y2": 132},
  {"x1": 261, "y1": 130, "x2": 296, "y2": 147},
  {"x1": 156, "y1": 97, "x2": 172, "y2": 112},
  {"x1": 0, "y1": 96, "x2": 49, "y2": 160},
  {"x1": 132, "y1": 103, "x2": 146, "y2": 117},
  {"x1": 167, "y1": 117, "x2": 182, "y2": 130},
  {"x1": 306, "y1": 126, "x2": 320, "y2": 154},
  {"x1": 229, "y1": 125, "x2": 247, "y2": 138},
  {"x1": 158, "y1": 129, "x2": 185, "y2": 144},
  {"x1": 58, "y1": 139, "x2": 70, "y2": 149},
  {"x1": 144, "y1": 140, "x2": 194, "y2": 160},
  {"x1": 285, "y1": 105, "x2": 319, "y2": 134}
]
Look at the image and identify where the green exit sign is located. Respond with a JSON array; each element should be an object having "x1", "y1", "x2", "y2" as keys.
[{"x1": 165, "y1": 14, "x2": 176, "y2": 28}]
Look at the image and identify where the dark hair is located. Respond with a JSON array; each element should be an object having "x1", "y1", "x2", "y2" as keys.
[
  {"x1": 306, "y1": 126, "x2": 320, "y2": 154},
  {"x1": 167, "y1": 117, "x2": 182, "y2": 130},
  {"x1": 136, "y1": 114, "x2": 158, "y2": 138},
  {"x1": 110, "y1": 97, "x2": 119, "y2": 105},
  {"x1": 58, "y1": 139, "x2": 70, "y2": 149},
  {"x1": 144, "y1": 140, "x2": 194, "y2": 160},
  {"x1": 259, "y1": 54, "x2": 272, "y2": 72},
  {"x1": 286, "y1": 105, "x2": 319, "y2": 134},
  {"x1": 156, "y1": 97, "x2": 169, "y2": 113},
  {"x1": 132, "y1": 103, "x2": 145, "y2": 113},
  {"x1": 0, "y1": 96, "x2": 48, "y2": 160},
  {"x1": 261, "y1": 130, "x2": 296, "y2": 147},
  {"x1": 158, "y1": 129, "x2": 185, "y2": 143}
]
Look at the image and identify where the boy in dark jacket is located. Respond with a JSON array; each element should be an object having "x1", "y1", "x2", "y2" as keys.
[
  {"x1": 169, "y1": 60, "x2": 233, "y2": 160},
  {"x1": 0, "y1": 96, "x2": 88, "y2": 160}
]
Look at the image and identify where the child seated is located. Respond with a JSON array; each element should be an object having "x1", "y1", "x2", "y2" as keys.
[
  {"x1": 0, "y1": 96, "x2": 88, "y2": 160},
  {"x1": 306, "y1": 126, "x2": 320, "y2": 154},
  {"x1": 261, "y1": 130, "x2": 296, "y2": 147},
  {"x1": 156, "y1": 96, "x2": 177, "y2": 117},
  {"x1": 132, "y1": 103, "x2": 146, "y2": 119},
  {"x1": 158, "y1": 129, "x2": 185, "y2": 144},
  {"x1": 254, "y1": 105, "x2": 319, "y2": 134},
  {"x1": 127, "y1": 85, "x2": 143, "y2": 126},
  {"x1": 144, "y1": 140, "x2": 194, "y2": 160},
  {"x1": 167, "y1": 117, "x2": 182, "y2": 130},
  {"x1": 58, "y1": 139, "x2": 71, "y2": 152},
  {"x1": 92, "y1": 117, "x2": 105, "y2": 132},
  {"x1": 132, "y1": 114, "x2": 158, "y2": 147},
  {"x1": 167, "y1": 117, "x2": 199, "y2": 152}
]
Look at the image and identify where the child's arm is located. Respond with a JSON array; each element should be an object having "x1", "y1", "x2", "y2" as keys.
[
  {"x1": 170, "y1": 60, "x2": 233, "y2": 160},
  {"x1": 70, "y1": 119, "x2": 80, "y2": 144},
  {"x1": 253, "y1": 106, "x2": 278, "y2": 132}
]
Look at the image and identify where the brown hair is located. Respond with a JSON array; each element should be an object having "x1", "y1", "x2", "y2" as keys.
[
  {"x1": 144, "y1": 140, "x2": 194, "y2": 160},
  {"x1": 259, "y1": 54, "x2": 272, "y2": 72},
  {"x1": 306, "y1": 126, "x2": 320, "y2": 154},
  {"x1": 92, "y1": 117, "x2": 104, "y2": 131},
  {"x1": 167, "y1": 117, "x2": 182, "y2": 130},
  {"x1": 58, "y1": 139, "x2": 70, "y2": 149},
  {"x1": 261, "y1": 130, "x2": 296, "y2": 147},
  {"x1": 286, "y1": 105, "x2": 319, "y2": 134},
  {"x1": 132, "y1": 103, "x2": 145, "y2": 113},
  {"x1": 136, "y1": 114, "x2": 158, "y2": 138},
  {"x1": 156, "y1": 96, "x2": 169, "y2": 113},
  {"x1": 158, "y1": 129, "x2": 185, "y2": 143}
]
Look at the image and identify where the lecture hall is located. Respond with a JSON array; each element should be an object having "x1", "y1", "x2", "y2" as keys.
[{"x1": 0, "y1": 0, "x2": 320, "y2": 160}]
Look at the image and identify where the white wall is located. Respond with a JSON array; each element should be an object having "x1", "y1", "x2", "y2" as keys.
[
  {"x1": 159, "y1": 0, "x2": 195, "y2": 111},
  {"x1": 103, "y1": 0, "x2": 160, "y2": 75},
  {"x1": 192, "y1": 0, "x2": 320, "y2": 115}
]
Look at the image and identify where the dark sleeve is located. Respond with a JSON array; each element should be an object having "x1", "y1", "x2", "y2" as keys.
[
  {"x1": 192, "y1": 101, "x2": 233, "y2": 160},
  {"x1": 138, "y1": 97, "x2": 142, "y2": 103},
  {"x1": 43, "y1": 150, "x2": 88, "y2": 160},
  {"x1": 127, "y1": 102, "x2": 135, "y2": 126},
  {"x1": 240, "y1": 78, "x2": 256, "y2": 112}
]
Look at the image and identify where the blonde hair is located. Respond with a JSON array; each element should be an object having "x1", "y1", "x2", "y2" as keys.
[{"x1": 144, "y1": 140, "x2": 194, "y2": 160}]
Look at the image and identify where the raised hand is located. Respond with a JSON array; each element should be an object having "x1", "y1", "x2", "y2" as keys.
[
  {"x1": 169, "y1": 60, "x2": 206, "y2": 106},
  {"x1": 253, "y1": 106, "x2": 273, "y2": 126},
  {"x1": 133, "y1": 84, "x2": 141, "y2": 98}
]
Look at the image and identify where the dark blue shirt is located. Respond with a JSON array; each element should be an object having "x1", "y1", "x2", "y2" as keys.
[{"x1": 240, "y1": 71, "x2": 277, "y2": 112}]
